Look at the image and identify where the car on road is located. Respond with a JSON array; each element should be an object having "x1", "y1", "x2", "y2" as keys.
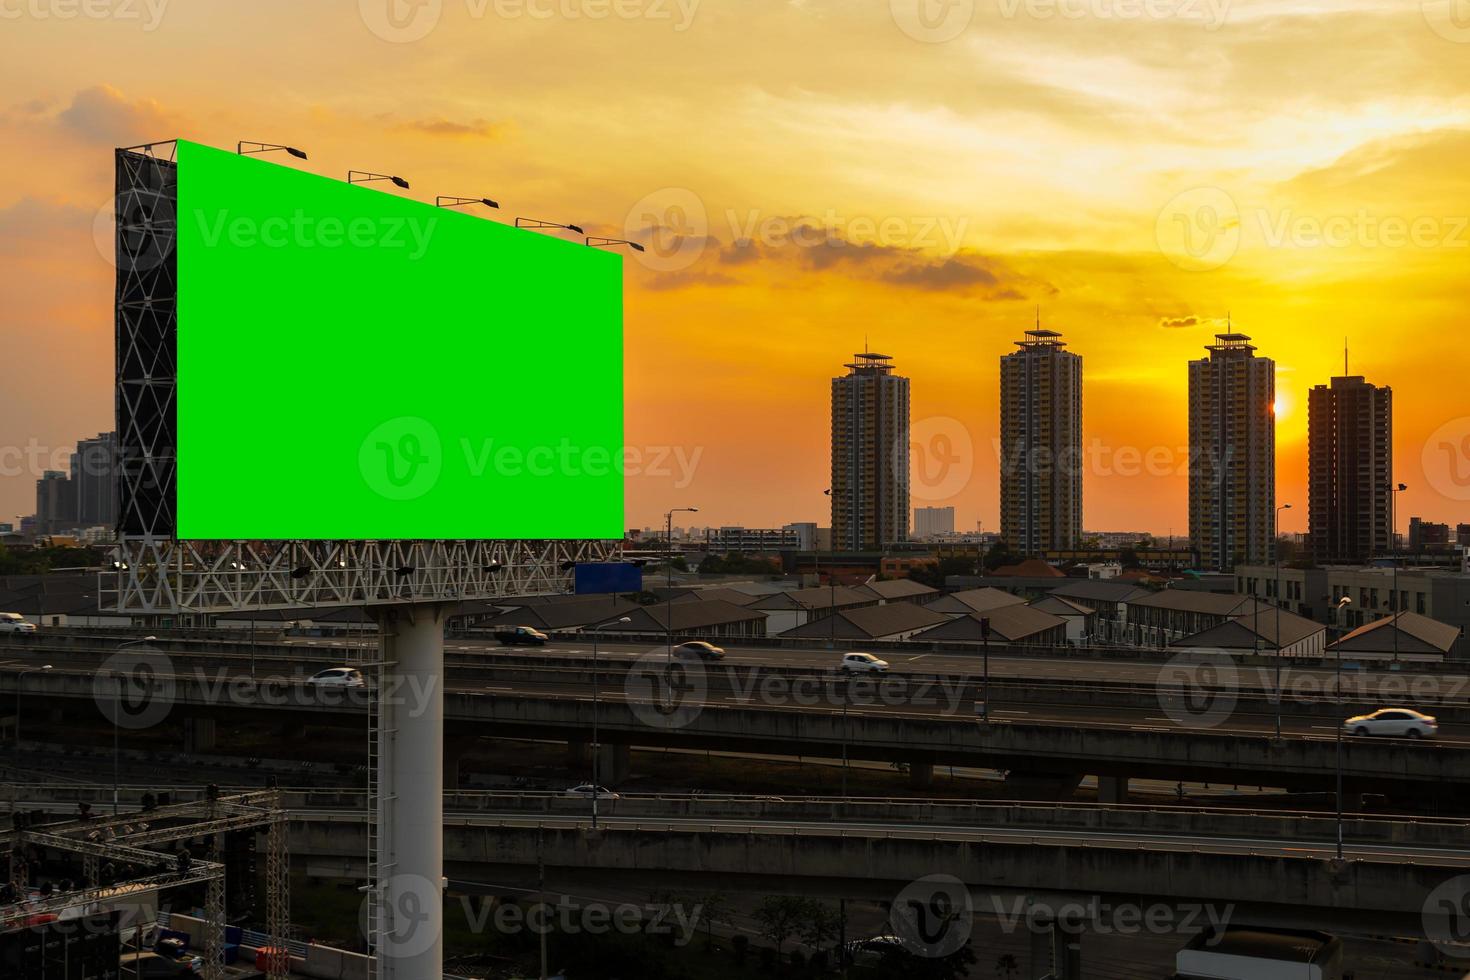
[
  {"x1": 564, "y1": 784, "x2": 620, "y2": 800},
  {"x1": 1342, "y1": 708, "x2": 1438, "y2": 739},
  {"x1": 494, "y1": 626, "x2": 549, "y2": 646},
  {"x1": 0, "y1": 612, "x2": 36, "y2": 633},
  {"x1": 673, "y1": 640, "x2": 725, "y2": 660},
  {"x1": 306, "y1": 667, "x2": 365, "y2": 688},
  {"x1": 839, "y1": 652, "x2": 889, "y2": 674}
]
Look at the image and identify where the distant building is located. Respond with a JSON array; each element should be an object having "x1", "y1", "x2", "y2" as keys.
[
  {"x1": 71, "y1": 431, "x2": 117, "y2": 530},
  {"x1": 1308, "y1": 375, "x2": 1390, "y2": 564},
  {"x1": 1459, "y1": 524, "x2": 1470, "y2": 547},
  {"x1": 831, "y1": 351, "x2": 909, "y2": 551},
  {"x1": 705, "y1": 526, "x2": 801, "y2": 553},
  {"x1": 913, "y1": 506, "x2": 956, "y2": 539},
  {"x1": 782, "y1": 522, "x2": 819, "y2": 551},
  {"x1": 1000, "y1": 328, "x2": 1082, "y2": 556},
  {"x1": 1409, "y1": 517, "x2": 1452, "y2": 552},
  {"x1": 1188, "y1": 333, "x2": 1275, "y2": 571},
  {"x1": 35, "y1": 470, "x2": 75, "y2": 535}
]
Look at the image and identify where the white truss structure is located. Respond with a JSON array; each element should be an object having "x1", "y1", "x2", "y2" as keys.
[{"x1": 106, "y1": 538, "x2": 620, "y2": 614}]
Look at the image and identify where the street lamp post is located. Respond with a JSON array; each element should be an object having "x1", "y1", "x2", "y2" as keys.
[
  {"x1": 1332, "y1": 596, "x2": 1351, "y2": 860},
  {"x1": 665, "y1": 508, "x2": 699, "y2": 667},
  {"x1": 1390, "y1": 483, "x2": 1408, "y2": 663},
  {"x1": 590, "y1": 615, "x2": 631, "y2": 828},
  {"x1": 1274, "y1": 502, "x2": 1292, "y2": 739},
  {"x1": 13, "y1": 665, "x2": 52, "y2": 749},
  {"x1": 111, "y1": 636, "x2": 157, "y2": 815}
]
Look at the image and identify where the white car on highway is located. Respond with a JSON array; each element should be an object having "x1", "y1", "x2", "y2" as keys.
[
  {"x1": 564, "y1": 784, "x2": 620, "y2": 800},
  {"x1": 306, "y1": 667, "x2": 366, "y2": 688},
  {"x1": 0, "y1": 613, "x2": 37, "y2": 633},
  {"x1": 839, "y1": 652, "x2": 889, "y2": 674},
  {"x1": 1342, "y1": 708, "x2": 1438, "y2": 739}
]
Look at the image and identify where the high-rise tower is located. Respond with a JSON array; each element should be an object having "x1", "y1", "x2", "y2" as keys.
[
  {"x1": 1188, "y1": 332, "x2": 1275, "y2": 571},
  {"x1": 999, "y1": 328, "x2": 1083, "y2": 555},
  {"x1": 831, "y1": 351, "x2": 910, "y2": 551}
]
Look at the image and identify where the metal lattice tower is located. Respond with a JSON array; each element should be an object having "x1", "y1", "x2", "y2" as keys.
[
  {"x1": 203, "y1": 825, "x2": 225, "y2": 980},
  {"x1": 265, "y1": 795, "x2": 291, "y2": 980}
]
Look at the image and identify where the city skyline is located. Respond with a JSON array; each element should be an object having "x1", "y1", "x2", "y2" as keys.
[{"x1": 3, "y1": 5, "x2": 1470, "y2": 536}]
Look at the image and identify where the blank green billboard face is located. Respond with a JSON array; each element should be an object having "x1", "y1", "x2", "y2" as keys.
[{"x1": 174, "y1": 140, "x2": 623, "y2": 540}]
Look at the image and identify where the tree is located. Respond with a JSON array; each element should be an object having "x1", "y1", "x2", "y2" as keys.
[
  {"x1": 754, "y1": 895, "x2": 808, "y2": 963},
  {"x1": 798, "y1": 900, "x2": 842, "y2": 959},
  {"x1": 983, "y1": 540, "x2": 1020, "y2": 572}
]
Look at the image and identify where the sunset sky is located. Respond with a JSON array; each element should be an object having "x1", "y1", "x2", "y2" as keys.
[{"x1": 3, "y1": 0, "x2": 1469, "y2": 537}]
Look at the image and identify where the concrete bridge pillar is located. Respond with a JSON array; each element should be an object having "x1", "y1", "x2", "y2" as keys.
[
  {"x1": 182, "y1": 716, "x2": 216, "y2": 753},
  {"x1": 594, "y1": 743, "x2": 631, "y2": 786},
  {"x1": 443, "y1": 736, "x2": 478, "y2": 789},
  {"x1": 908, "y1": 759, "x2": 935, "y2": 789},
  {"x1": 1028, "y1": 921, "x2": 1053, "y2": 979},
  {"x1": 1097, "y1": 775, "x2": 1129, "y2": 805}
]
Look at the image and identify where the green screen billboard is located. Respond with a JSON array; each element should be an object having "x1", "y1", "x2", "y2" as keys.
[{"x1": 173, "y1": 140, "x2": 623, "y2": 540}]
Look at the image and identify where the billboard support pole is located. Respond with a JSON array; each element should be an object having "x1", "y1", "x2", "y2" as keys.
[{"x1": 373, "y1": 602, "x2": 450, "y2": 980}]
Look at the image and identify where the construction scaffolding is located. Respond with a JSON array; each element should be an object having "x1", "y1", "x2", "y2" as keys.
[{"x1": 0, "y1": 789, "x2": 290, "y2": 980}]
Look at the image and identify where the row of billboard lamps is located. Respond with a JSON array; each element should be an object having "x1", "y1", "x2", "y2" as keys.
[{"x1": 239, "y1": 140, "x2": 645, "y2": 252}]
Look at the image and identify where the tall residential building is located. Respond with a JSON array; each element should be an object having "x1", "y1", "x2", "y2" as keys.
[
  {"x1": 999, "y1": 328, "x2": 1083, "y2": 556},
  {"x1": 914, "y1": 506, "x2": 956, "y2": 539},
  {"x1": 71, "y1": 431, "x2": 117, "y2": 529},
  {"x1": 831, "y1": 351, "x2": 909, "y2": 551},
  {"x1": 1307, "y1": 375, "x2": 1390, "y2": 563},
  {"x1": 1188, "y1": 333, "x2": 1275, "y2": 571},
  {"x1": 35, "y1": 470, "x2": 76, "y2": 535}
]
